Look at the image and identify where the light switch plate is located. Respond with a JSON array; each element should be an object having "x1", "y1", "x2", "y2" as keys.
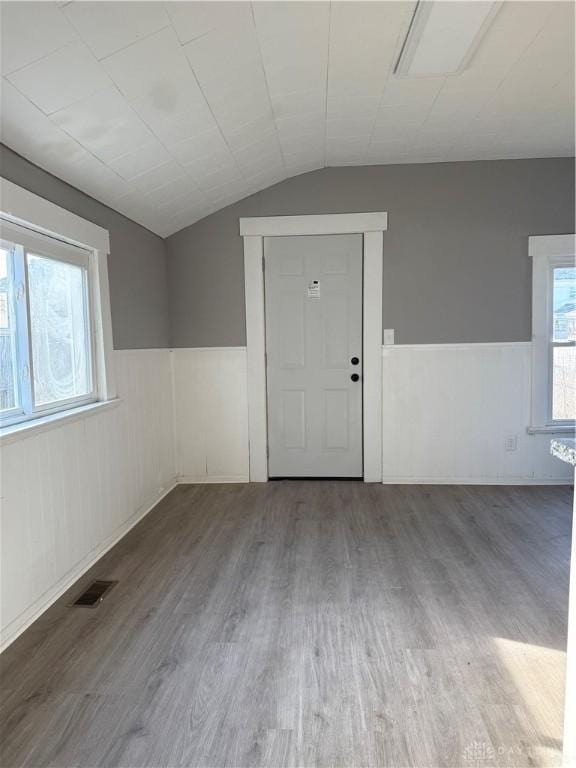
[{"x1": 384, "y1": 329, "x2": 395, "y2": 345}]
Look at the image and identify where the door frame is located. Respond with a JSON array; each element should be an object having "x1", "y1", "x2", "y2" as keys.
[{"x1": 240, "y1": 212, "x2": 388, "y2": 483}]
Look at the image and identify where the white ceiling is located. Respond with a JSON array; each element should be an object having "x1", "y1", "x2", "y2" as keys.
[{"x1": 1, "y1": 1, "x2": 574, "y2": 238}]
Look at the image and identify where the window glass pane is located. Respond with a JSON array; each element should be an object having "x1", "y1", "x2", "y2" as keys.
[
  {"x1": 27, "y1": 253, "x2": 92, "y2": 407},
  {"x1": 552, "y1": 266, "x2": 576, "y2": 341},
  {"x1": 552, "y1": 345, "x2": 576, "y2": 420},
  {"x1": 0, "y1": 247, "x2": 19, "y2": 412}
]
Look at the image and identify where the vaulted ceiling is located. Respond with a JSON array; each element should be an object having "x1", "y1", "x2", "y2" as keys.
[{"x1": 1, "y1": 1, "x2": 574, "y2": 237}]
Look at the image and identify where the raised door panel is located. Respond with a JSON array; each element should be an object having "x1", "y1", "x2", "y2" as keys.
[
  {"x1": 323, "y1": 388, "x2": 350, "y2": 450},
  {"x1": 276, "y1": 291, "x2": 306, "y2": 369},
  {"x1": 281, "y1": 389, "x2": 306, "y2": 449}
]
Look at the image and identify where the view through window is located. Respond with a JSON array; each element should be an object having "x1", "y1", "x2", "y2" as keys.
[
  {"x1": 0, "y1": 247, "x2": 18, "y2": 413},
  {"x1": 0, "y1": 231, "x2": 94, "y2": 427},
  {"x1": 552, "y1": 266, "x2": 576, "y2": 421}
]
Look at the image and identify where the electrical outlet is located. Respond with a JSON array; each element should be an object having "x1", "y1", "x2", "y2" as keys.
[{"x1": 504, "y1": 435, "x2": 517, "y2": 452}]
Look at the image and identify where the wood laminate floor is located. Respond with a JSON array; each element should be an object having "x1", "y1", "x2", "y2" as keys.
[{"x1": 0, "y1": 482, "x2": 572, "y2": 768}]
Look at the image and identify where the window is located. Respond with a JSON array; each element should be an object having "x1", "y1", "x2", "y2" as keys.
[
  {"x1": 0, "y1": 223, "x2": 96, "y2": 427},
  {"x1": 529, "y1": 235, "x2": 576, "y2": 433},
  {"x1": 551, "y1": 266, "x2": 576, "y2": 421}
]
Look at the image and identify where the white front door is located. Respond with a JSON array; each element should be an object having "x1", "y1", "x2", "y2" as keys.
[{"x1": 264, "y1": 234, "x2": 363, "y2": 477}]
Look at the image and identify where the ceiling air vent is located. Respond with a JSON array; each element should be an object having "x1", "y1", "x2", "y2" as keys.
[{"x1": 72, "y1": 580, "x2": 118, "y2": 608}]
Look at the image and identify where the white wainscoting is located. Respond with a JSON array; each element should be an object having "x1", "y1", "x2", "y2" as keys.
[
  {"x1": 382, "y1": 342, "x2": 573, "y2": 484},
  {"x1": 0, "y1": 349, "x2": 176, "y2": 650},
  {"x1": 172, "y1": 348, "x2": 249, "y2": 483},
  {"x1": 2, "y1": 342, "x2": 570, "y2": 649}
]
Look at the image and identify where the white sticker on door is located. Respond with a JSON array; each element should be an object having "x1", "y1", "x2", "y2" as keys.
[{"x1": 308, "y1": 280, "x2": 320, "y2": 298}]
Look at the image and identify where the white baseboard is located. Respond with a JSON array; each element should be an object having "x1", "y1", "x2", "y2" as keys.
[
  {"x1": 382, "y1": 477, "x2": 573, "y2": 486},
  {"x1": 176, "y1": 475, "x2": 572, "y2": 486},
  {"x1": 178, "y1": 475, "x2": 249, "y2": 484},
  {"x1": 0, "y1": 478, "x2": 178, "y2": 653}
]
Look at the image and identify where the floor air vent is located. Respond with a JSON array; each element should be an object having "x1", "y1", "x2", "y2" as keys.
[{"x1": 72, "y1": 580, "x2": 117, "y2": 608}]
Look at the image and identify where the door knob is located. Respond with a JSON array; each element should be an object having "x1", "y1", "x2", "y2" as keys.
[
  {"x1": 350, "y1": 373, "x2": 360, "y2": 382},
  {"x1": 351, "y1": 356, "x2": 359, "y2": 365}
]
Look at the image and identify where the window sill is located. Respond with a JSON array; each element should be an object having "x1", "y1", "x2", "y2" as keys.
[
  {"x1": 0, "y1": 399, "x2": 122, "y2": 446},
  {"x1": 526, "y1": 424, "x2": 576, "y2": 436}
]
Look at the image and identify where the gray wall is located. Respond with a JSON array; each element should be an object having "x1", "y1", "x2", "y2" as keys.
[
  {"x1": 0, "y1": 144, "x2": 170, "y2": 349},
  {"x1": 166, "y1": 158, "x2": 575, "y2": 347},
  {"x1": 4, "y1": 148, "x2": 573, "y2": 348}
]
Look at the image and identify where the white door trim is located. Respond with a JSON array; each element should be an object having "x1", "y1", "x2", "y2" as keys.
[
  {"x1": 241, "y1": 212, "x2": 388, "y2": 483},
  {"x1": 240, "y1": 212, "x2": 388, "y2": 237}
]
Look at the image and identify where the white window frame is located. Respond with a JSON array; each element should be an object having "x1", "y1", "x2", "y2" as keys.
[
  {"x1": 240, "y1": 212, "x2": 387, "y2": 483},
  {"x1": 528, "y1": 234, "x2": 576, "y2": 435},
  {"x1": 0, "y1": 177, "x2": 116, "y2": 437},
  {"x1": 1, "y1": 223, "x2": 97, "y2": 425}
]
